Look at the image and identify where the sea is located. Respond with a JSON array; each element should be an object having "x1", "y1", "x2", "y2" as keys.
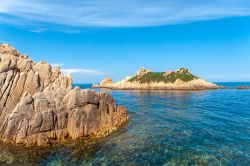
[{"x1": 0, "y1": 82, "x2": 250, "y2": 165}]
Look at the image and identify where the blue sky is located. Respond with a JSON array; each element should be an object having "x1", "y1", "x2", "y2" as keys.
[{"x1": 0, "y1": 0, "x2": 250, "y2": 83}]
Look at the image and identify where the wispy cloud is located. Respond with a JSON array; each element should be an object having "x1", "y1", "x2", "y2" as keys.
[
  {"x1": 50, "y1": 63, "x2": 108, "y2": 76},
  {"x1": 0, "y1": 0, "x2": 250, "y2": 29},
  {"x1": 61, "y1": 68, "x2": 108, "y2": 75},
  {"x1": 28, "y1": 28, "x2": 47, "y2": 33}
]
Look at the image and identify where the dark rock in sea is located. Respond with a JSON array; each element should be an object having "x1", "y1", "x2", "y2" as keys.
[
  {"x1": 0, "y1": 44, "x2": 128, "y2": 146},
  {"x1": 236, "y1": 86, "x2": 249, "y2": 89}
]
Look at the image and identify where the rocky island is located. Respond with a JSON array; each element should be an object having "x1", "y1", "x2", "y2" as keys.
[
  {"x1": 93, "y1": 67, "x2": 218, "y2": 90},
  {"x1": 0, "y1": 44, "x2": 128, "y2": 146}
]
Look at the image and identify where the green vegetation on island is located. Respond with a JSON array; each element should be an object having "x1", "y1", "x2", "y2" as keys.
[{"x1": 128, "y1": 68, "x2": 198, "y2": 83}]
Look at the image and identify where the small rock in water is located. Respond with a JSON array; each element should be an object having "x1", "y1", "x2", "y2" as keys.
[
  {"x1": 236, "y1": 86, "x2": 249, "y2": 89},
  {"x1": 219, "y1": 86, "x2": 228, "y2": 89}
]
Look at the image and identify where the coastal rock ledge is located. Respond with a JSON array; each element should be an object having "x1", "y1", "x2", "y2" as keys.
[
  {"x1": 0, "y1": 44, "x2": 128, "y2": 146},
  {"x1": 93, "y1": 67, "x2": 218, "y2": 90}
]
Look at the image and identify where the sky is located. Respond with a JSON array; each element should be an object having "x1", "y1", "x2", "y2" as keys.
[{"x1": 0, "y1": 0, "x2": 250, "y2": 83}]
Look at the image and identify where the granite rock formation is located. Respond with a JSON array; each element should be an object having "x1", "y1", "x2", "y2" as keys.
[
  {"x1": 0, "y1": 44, "x2": 128, "y2": 146},
  {"x1": 100, "y1": 77, "x2": 113, "y2": 86},
  {"x1": 136, "y1": 67, "x2": 150, "y2": 76}
]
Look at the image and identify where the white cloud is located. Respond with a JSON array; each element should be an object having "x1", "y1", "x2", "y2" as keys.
[
  {"x1": 0, "y1": 0, "x2": 250, "y2": 28},
  {"x1": 61, "y1": 68, "x2": 108, "y2": 75}
]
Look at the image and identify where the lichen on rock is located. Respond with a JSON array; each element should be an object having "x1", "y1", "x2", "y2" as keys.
[{"x1": 0, "y1": 44, "x2": 128, "y2": 146}]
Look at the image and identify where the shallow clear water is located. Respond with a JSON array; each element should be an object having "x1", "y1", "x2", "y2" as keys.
[{"x1": 0, "y1": 83, "x2": 250, "y2": 165}]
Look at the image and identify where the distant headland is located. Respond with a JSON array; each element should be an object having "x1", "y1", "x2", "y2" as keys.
[{"x1": 93, "y1": 67, "x2": 218, "y2": 90}]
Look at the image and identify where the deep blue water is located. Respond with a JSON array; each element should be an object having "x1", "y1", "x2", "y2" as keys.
[{"x1": 0, "y1": 83, "x2": 250, "y2": 165}]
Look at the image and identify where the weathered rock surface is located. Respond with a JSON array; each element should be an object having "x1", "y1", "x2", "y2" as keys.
[
  {"x1": 0, "y1": 44, "x2": 128, "y2": 146},
  {"x1": 93, "y1": 67, "x2": 218, "y2": 90}
]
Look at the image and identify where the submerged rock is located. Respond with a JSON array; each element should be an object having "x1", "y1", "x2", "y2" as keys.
[
  {"x1": 0, "y1": 149, "x2": 14, "y2": 164},
  {"x1": 0, "y1": 44, "x2": 128, "y2": 146}
]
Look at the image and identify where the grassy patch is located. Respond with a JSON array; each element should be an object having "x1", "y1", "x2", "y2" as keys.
[{"x1": 128, "y1": 70, "x2": 198, "y2": 83}]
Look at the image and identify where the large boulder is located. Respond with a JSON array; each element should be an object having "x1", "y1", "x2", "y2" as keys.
[{"x1": 0, "y1": 44, "x2": 128, "y2": 146}]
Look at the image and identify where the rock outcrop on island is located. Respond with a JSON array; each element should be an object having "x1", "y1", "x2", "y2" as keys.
[
  {"x1": 0, "y1": 44, "x2": 128, "y2": 146},
  {"x1": 100, "y1": 77, "x2": 113, "y2": 86},
  {"x1": 93, "y1": 67, "x2": 218, "y2": 90}
]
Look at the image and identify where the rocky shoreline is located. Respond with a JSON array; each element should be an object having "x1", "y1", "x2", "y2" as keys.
[
  {"x1": 93, "y1": 68, "x2": 218, "y2": 90},
  {"x1": 0, "y1": 44, "x2": 128, "y2": 146}
]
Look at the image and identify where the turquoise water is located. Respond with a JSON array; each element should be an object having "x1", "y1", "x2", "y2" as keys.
[{"x1": 0, "y1": 83, "x2": 250, "y2": 165}]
